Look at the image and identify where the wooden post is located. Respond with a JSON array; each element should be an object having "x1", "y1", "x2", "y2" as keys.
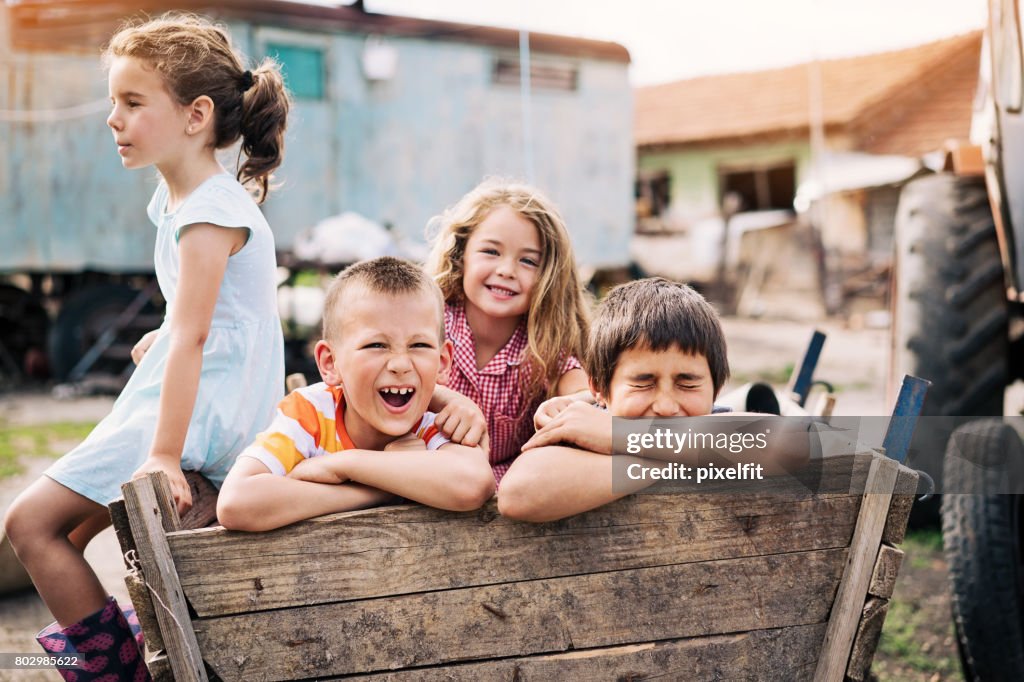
[
  {"x1": 813, "y1": 455, "x2": 899, "y2": 681},
  {"x1": 109, "y1": 498, "x2": 165, "y2": 654},
  {"x1": 122, "y1": 472, "x2": 208, "y2": 682}
]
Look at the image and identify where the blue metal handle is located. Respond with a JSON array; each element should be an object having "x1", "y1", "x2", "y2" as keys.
[
  {"x1": 789, "y1": 330, "x2": 826, "y2": 407},
  {"x1": 882, "y1": 375, "x2": 932, "y2": 463}
]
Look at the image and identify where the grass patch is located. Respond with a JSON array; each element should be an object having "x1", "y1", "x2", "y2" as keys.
[
  {"x1": 904, "y1": 527, "x2": 944, "y2": 570},
  {"x1": 877, "y1": 599, "x2": 959, "y2": 678},
  {"x1": 290, "y1": 270, "x2": 328, "y2": 288},
  {"x1": 873, "y1": 525, "x2": 961, "y2": 680},
  {"x1": 0, "y1": 421, "x2": 95, "y2": 479}
]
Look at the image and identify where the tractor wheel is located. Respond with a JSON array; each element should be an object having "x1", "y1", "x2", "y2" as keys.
[
  {"x1": 890, "y1": 173, "x2": 1008, "y2": 523},
  {"x1": 942, "y1": 419, "x2": 1024, "y2": 681}
]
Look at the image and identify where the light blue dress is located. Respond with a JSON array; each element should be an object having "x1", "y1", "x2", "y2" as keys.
[{"x1": 46, "y1": 174, "x2": 285, "y2": 504}]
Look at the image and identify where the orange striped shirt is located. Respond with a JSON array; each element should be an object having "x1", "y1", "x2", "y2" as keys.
[{"x1": 241, "y1": 382, "x2": 448, "y2": 476}]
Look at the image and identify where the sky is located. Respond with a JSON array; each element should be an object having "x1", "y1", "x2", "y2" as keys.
[{"x1": 363, "y1": 0, "x2": 987, "y2": 86}]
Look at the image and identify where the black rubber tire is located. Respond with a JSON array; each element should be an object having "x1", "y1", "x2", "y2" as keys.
[
  {"x1": 892, "y1": 173, "x2": 1008, "y2": 419},
  {"x1": 942, "y1": 419, "x2": 1024, "y2": 681},
  {"x1": 48, "y1": 284, "x2": 145, "y2": 381},
  {"x1": 891, "y1": 173, "x2": 1009, "y2": 526}
]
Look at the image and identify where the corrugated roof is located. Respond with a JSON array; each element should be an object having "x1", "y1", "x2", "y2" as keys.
[
  {"x1": 635, "y1": 31, "x2": 981, "y2": 154},
  {"x1": 5, "y1": 0, "x2": 631, "y2": 62}
]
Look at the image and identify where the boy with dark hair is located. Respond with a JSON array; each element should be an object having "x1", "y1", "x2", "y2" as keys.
[
  {"x1": 217, "y1": 257, "x2": 495, "y2": 531},
  {"x1": 499, "y1": 277, "x2": 805, "y2": 522}
]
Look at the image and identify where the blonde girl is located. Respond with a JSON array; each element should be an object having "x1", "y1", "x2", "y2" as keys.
[
  {"x1": 426, "y1": 179, "x2": 591, "y2": 483},
  {"x1": 4, "y1": 14, "x2": 289, "y2": 679}
]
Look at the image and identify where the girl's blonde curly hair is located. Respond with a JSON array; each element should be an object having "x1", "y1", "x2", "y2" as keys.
[{"x1": 426, "y1": 178, "x2": 591, "y2": 409}]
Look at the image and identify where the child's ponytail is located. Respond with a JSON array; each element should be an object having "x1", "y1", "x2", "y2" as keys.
[
  {"x1": 238, "y1": 59, "x2": 289, "y2": 204},
  {"x1": 105, "y1": 13, "x2": 290, "y2": 204}
]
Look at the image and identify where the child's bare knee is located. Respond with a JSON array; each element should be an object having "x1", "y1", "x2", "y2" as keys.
[{"x1": 3, "y1": 495, "x2": 39, "y2": 552}]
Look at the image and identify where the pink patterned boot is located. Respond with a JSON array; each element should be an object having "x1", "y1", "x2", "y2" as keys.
[{"x1": 36, "y1": 597, "x2": 151, "y2": 682}]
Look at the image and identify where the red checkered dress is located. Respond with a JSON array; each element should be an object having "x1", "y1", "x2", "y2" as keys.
[{"x1": 444, "y1": 303, "x2": 581, "y2": 484}]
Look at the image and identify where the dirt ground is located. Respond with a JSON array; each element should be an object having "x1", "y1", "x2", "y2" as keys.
[{"x1": 0, "y1": 314, "x2": 1010, "y2": 680}]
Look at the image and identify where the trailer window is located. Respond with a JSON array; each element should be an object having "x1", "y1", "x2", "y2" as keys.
[
  {"x1": 267, "y1": 43, "x2": 326, "y2": 100},
  {"x1": 993, "y1": 0, "x2": 1023, "y2": 112},
  {"x1": 493, "y1": 57, "x2": 578, "y2": 91}
]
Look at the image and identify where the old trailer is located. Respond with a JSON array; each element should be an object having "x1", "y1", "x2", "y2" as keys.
[{"x1": 0, "y1": 0, "x2": 633, "y2": 381}]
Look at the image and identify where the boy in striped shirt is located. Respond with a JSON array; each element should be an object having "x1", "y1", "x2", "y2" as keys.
[{"x1": 217, "y1": 257, "x2": 496, "y2": 531}]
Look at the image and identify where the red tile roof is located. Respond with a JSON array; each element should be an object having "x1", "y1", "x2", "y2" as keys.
[{"x1": 636, "y1": 31, "x2": 981, "y2": 156}]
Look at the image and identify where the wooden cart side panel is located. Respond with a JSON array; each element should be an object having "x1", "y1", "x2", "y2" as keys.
[
  {"x1": 814, "y1": 456, "x2": 901, "y2": 682},
  {"x1": 122, "y1": 473, "x2": 208, "y2": 682},
  {"x1": 867, "y1": 545, "x2": 904, "y2": 600},
  {"x1": 172, "y1": 492, "x2": 861, "y2": 617},
  {"x1": 337, "y1": 623, "x2": 827, "y2": 681},
  {"x1": 170, "y1": 451, "x2": 879, "y2": 620},
  {"x1": 194, "y1": 549, "x2": 847, "y2": 681},
  {"x1": 881, "y1": 467, "x2": 919, "y2": 546},
  {"x1": 179, "y1": 471, "x2": 219, "y2": 531},
  {"x1": 109, "y1": 498, "x2": 166, "y2": 654},
  {"x1": 845, "y1": 596, "x2": 890, "y2": 681}
]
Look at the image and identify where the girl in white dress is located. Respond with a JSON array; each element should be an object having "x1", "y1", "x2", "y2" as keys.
[{"x1": 4, "y1": 13, "x2": 290, "y2": 680}]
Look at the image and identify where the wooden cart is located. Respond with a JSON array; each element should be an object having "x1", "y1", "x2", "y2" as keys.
[{"x1": 109, "y1": 449, "x2": 916, "y2": 681}]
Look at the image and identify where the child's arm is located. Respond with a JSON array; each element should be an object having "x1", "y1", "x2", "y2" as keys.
[
  {"x1": 429, "y1": 386, "x2": 488, "y2": 448},
  {"x1": 498, "y1": 445, "x2": 652, "y2": 522},
  {"x1": 503, "y1": 406, "x2": 813, "y2": 523},
  {"x1": 217, "y1": 457, "x2": 398, "y2": 531},
  {"x1": 289, "y1": 435, "x2": 495, "y2": 512},
  {"x1": 500, "y1": 402, "x2": 624, "y2": 521},
  {"x1": 133, "y1": 223, "x2": 247, "y2": 515}
]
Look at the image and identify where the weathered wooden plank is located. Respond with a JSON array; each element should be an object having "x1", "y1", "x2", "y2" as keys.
[
  {"x1": 172, "y1": 491, "x2": 860, "y2": 617},
  {"x1": 111, "y1": 497, "x2": 166, "y2": 655},
  {"x1": 845, "y1": 597, "x2": 889, "y2": 682},
  {"x1": 124, "y1": 571, "x2": 164, "y2": 654},
  {"x1": 180, "y1": 471, "x2": 219, "y2": 531},
  {"x1": 195, "y1": 549, "x2": 847, "y2": 680},
  {"x1": 147, "y1": 653, "x2": 174, "y2": 682},
  {"x1": 881, "y1": 466, "x2": 919, "y2": 545},
  {"x1": 868, "y1": 545, "x2": 904, "y2": 600},
  {"x1": 814, "y1": 455, "x2": 900, "y2": 682},
  {"x1": 108, "y1": 498, "x2": 134, "y2": 558},
  {"x1": 337, "y1": 623, "x2": 826, "y2": 681},
  {"x1": 122, "y1": 473, "x2": 207, "y2": 682}
]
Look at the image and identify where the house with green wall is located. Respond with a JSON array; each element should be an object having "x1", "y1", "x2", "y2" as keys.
[{"x1": 632, "y1": 31, "x2": 981, "y2": 314}]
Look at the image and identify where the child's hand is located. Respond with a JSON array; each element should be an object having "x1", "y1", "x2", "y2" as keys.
[
  {"x1": 131, "y1": 329, "x2": 160, "y2": 365},
  {"x1": 132, "y1": 457, "x2": 193, "y2": 516},
  {"x1": 434, "y1": 395, "x2": 488, "y2": 449},
  {"x1": 384, "y1": 433, "x2": 428, "y2": 452},
  {"x1": 534, "y1": 396, "x2": 576, "y2": 430},
  {"x1": 288, "y1": 456, "x2": 348, "y2": 485},
  {"x1": 522, "y1": 402, "x2": 613, "y2": 455}
]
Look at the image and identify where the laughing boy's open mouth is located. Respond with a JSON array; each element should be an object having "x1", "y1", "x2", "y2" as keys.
[{"x1": 380, "y1": 387, "x2": 414, "y2": 407}]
